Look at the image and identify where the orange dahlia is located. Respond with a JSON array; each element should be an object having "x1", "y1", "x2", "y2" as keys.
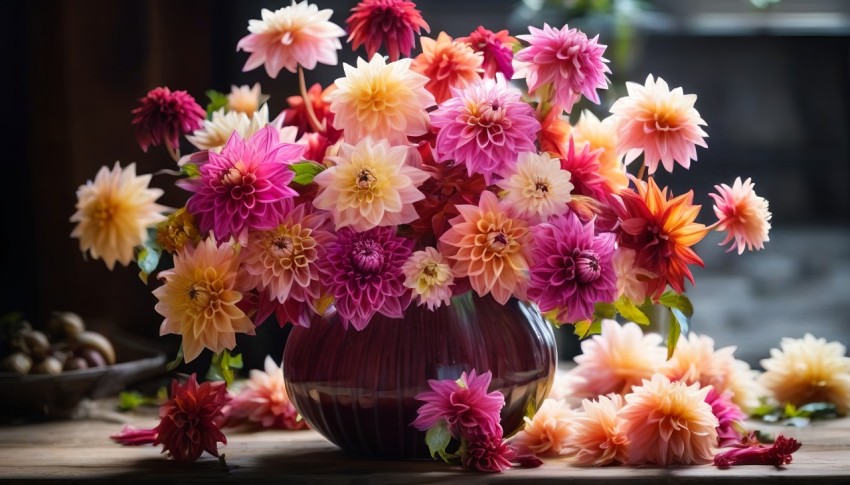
[
  {"x1": 614, "y1": 178, "x2": 707, "y2": 300},
  {"x1": 412, "y1": 32, "x2": 483, "y2": 103}
]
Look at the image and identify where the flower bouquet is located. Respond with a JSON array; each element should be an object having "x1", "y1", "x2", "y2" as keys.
[{"x1": 73, "y1": 0, "x2": 783, "y2": 471}]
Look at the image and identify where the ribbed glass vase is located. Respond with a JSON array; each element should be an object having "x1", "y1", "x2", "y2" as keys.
[{"x1": 283, "y1": 292, "x2": 557, "y2": 459}]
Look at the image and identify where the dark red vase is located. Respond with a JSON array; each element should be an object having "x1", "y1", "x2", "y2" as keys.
[{"x1": 283, "y1": 292, "x2": 557, "y2": 459}]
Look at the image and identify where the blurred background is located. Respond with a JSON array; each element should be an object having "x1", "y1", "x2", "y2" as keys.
[{"x1": 2, "y1": 0, "x2": 849, "y2": 371}]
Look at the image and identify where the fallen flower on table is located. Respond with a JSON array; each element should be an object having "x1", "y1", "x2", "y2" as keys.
[
  {"x1": 714, "y1": 433, "x2": 802, "y2": 468},
  {"x1": 220, "y1": 356, "x2": 308, "y2": 430},
  {"x1": 511, "y1": 399, "x2": 574, "y2": 457},
  {"x1": 110, "y1": 425, "x2": 157, "y2": 446}
]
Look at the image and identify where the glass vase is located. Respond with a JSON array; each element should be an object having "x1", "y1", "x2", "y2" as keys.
[{"x1": 283, "y1": 292, "x2": 557, "y2": 459}]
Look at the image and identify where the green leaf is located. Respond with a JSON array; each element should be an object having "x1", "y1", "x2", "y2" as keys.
[
  {"x1": 425, "y1": 421, "x2": 452, "y2": 462},
  {"x1": 207, "y1": 349, "x2": 243, "y2": 387},
  {"x1": 593, "y1": 301, "x2": 617, "y2": 320},
  {"x1": 614, "y1": 296, "x2": 650, "y2": 325},
  {"x1": 166, "y1": 345, "x2": 184, "y2": 372},
  {"x1": 181, "y1": 163, "x2": 200, "y2": 178},
  {"x1": 136, "y1": 228, "x2": 163, "y2": 284},
  {"x1": 205, "y1": 89, "x2": 229, "y2": 118},
  {"x1": 666, "y1": 307, "x2": 687, "y2": 360},
  {"x1": 117, "y1": 391, "x2": 147, "y2": 411},
  {"x1": 290, "y1": 161, "x2": 325, "y2": 185},
  {"x1": 573, "y1": 319, "x2": 602, "y2": 339},
  {"x1": 658, "y1": 291, "x2": 694, "y2": 317}
]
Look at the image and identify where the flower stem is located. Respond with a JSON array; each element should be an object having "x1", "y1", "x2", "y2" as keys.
[
  {"x1": 167, "y1": 144, "x2": 181, "y2": 164},
  {"x1": 298, "y1": 65, "x2": 325, "y2": 133},
  {"x1": 636, "y1": 163, "x2": 646, "y2": 181}
]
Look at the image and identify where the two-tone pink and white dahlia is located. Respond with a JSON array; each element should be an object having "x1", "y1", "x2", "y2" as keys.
[
  {"x1": 710, "y1": 177, "x2": 772, "y2": 254},
  {"x1": 496, "y1": 151, "x2": 574, "y2": 224}
]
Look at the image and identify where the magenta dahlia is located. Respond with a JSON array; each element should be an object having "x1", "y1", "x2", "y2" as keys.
[
  {"x1": 513, "y1": 24, "x2": 610, "y2": 113},
  {"x1": 412, "y1": 369, "x2": 505, "y2": 439},
  {"x1": 705, "y1": 387, "x2": 746, "y2": 448},
  {"x1": 320, "y1": 227, "x2": 412, "y2": 331},
  {"x1": 430, "y1": 74, "x2": 540, "y2": 184},
  {"x1": 559, "y1": 136, "x2": 608, "y2": 201},
  {"x1": 179, "y1": 126, "x2": 302, "y2": 243},
  {"x1": 346, "y1": 0, "x2": 430, "y2": 62},
  {"x1": 131, "y1": 86, "x2": 205, "y2": 153},
  {"x1": 458, "y1": 27, "x2": 517, "y2": 79},
  {"x1": 528, "y1": 212, "x2": 617, "y2": 323},
  {"x1": 462, "y1": 434, "x2": 516, "y2": 473}
]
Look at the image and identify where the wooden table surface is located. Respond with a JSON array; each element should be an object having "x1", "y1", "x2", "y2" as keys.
[{"x1": 1, "y1": 402, "x2": 848, "y2": 484}]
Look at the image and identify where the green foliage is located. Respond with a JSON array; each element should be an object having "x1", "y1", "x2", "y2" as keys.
[
  {"x1": 181, "y1": 163, "x2": 200, "y2": 178},
  {"x1": 206, "y1": 349, "x2": 244, "y2": 387},
  {"x1": 425, "y1": 421, "x2": 452, "y2": 463},
  {"x1": 573, "y1": 302, "x2": 616, "y2": 339},
  {"x1": 166, "y1": 345, "x2": 184, "y2": 372},
  {"x1": 614, "y1": 296, "x2": 650, "y2": 325},
  {"x1": 136, "y1": 229, "x2": 163, "y2": 284},
  {"x1": 205, "y1": 90, "x2": 228, "y2": 119},
  {"x1": 290, "y1": 161, "x2": 325, "y2": 185},
  {"x1": 117, "y1": 387, "x2": 168, "y2": 411},
  {"x1": 657, "y1": 291, "x2": 693, "y2": 359},
  {"x1": 752, "y1": 400, "x2": 838, "y2": 426}
]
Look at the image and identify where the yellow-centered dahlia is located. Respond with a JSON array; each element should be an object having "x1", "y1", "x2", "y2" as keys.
[
  {"x1": 496, "y1": 151, "x2": 574, "y2": 223},
  {"x1": 154, "y1": 237, "x2": 255, "y2": 363},
  {"x1": 329, "y1": 55, "x2": 435, "y2": 145},
  {"x1": 156, "y1": 207, "x2": 201, "y2": 254},
  {"x1": 402, "y1": 247, "x2": 455, "y2": 310},
  {"x1": 70, "y1": 162, "x2": 168, "y2": 270}
]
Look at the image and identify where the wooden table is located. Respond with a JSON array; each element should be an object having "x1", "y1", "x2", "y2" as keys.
[{"x1": 1, "y1": 402, "x2": 848, "y2": 483}]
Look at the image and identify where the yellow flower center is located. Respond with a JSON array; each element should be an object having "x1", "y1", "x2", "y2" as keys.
[
  {"x1": 262, "y1": 224, "x2": 316, "y2": 270},
  {"x1": 353, "y1": 168, "x2": 381, "y2": 203},
  {"x1": 184, "y1": 269, "x2": 226, "y2": 318},
  {"x1": 92, "y1": 198, "x2": 118, "y2": 227}
]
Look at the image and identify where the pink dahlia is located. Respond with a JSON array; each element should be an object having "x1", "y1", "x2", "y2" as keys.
[
  {"x1": 320, "y1": 227, "x2": 412, "y2": 331},
  {"x1": 513, "y1": 24, "x2": 610, "y2": 113},
  {"x1": 221, "y1": 356, "x2": 308, "y2": 430},
  {"x1": 458, "y1": 27, "x2": 517, "y2": 79},
  {"x1": 180, "y1": 126, "x2": 302, "y2": 243},
  {"x1": 431, "y1": 75, "x2": 540, "y2": 184},
  {"x1": 346, "y1": 0, "x2": 429, "y2": 62},
  {"x1": 714, "y1": 433, "x2": 802, "y2": 468},
  {"x1": 153, "y1": 374, "x2": 230, "y2": 462},
  {"x1": 566, "y1": 394, "x2": 630, "y2": 466},
  {"x1": 462, "y1": 434, "x2": 516, "y2": 473},
  {"x1": 412, "y1": 369, "x2": 505, "y2": 439},
  {"x1": 527, "y1": 212, "x2": 616, "y2": 324},
  {"x1": 412, "y1": 32, "x2": 483, "y2": 103},
  {"x1": 610, "y1": 74, "x2": 708, "y2": 174},
  {"x1": 511, "y1": 398, "x2": 574, "y2": 457},
  {"x1": 131, "y1": 87, "x2": 205, "y2": 153},
  {"x1": 237, "y1": 1, "x2": 345, "y2": 78},
  {"x1": 710, "y1": 177, "x2": 772, "y2": 254},
  {"x1": 559, "y1": 137, "x2": 608, "y2": 201},
  {"x1": 706, "y1": 387, "x2": 745, "y2": 448}
]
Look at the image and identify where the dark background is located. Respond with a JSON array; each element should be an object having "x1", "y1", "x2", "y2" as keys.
[{"x1": 2, "y1": 0, "x2": 849, "y2": 367}]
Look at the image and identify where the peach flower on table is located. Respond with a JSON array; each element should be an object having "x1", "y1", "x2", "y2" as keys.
[
  {"x1": 565, "y1": 394, "x2": 629, "y2": 466},
  {"x1": 221, "y1": 356, "x2": 308, "y2": 430},
  {"x1": 511, "y1": 399, "x2": 575, "y2": 457}
]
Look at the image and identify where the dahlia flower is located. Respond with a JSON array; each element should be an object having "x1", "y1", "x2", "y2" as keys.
[
  {"x1": 412, "y1": 32, "x2": 483, "y2": 103},
  {"x1": 402, "y1": 247, "x2": 455, "y2": 310},
  {"x1": 714, "y1": 433, "x2": 802, "y2": 468},
  {"x1": 511, "y1": 399, "x2": 574, "y2": 457},
  {"x1": 241, "y1": 204, "x2": 333, "y2": 310},
  {"x1": 610, "y1": 74, "x2": 708, "y2": 174},
  {"x1": 614, "y1": 177, "x2": 707, "y2": 300},
  {"x1": 181, "y1": 126, "x2": 302, "y2": 243},
  {"x1": 566, "y1": 394, "x2": 629, "y2": 466},
  {"x1": 412, "y1": 369, "x2": 505, "y2": 439},
  {"x1": 222, "y1": 356, "x2": 307, "y2": 430},
  {"x1": 496, "y1": 151, "x2": 574, "y2": 223},
  {"x1": 462, "y1": 435, "x2": 516, "y2": 473},
  {"x1": 131, "y1": 87, "x2": 205, "y2": 153},
  {"x1": 329, "y1": 55, "x2": 434, "y2": 145},
  {"x1": 431, "y1": 75, "x2": 540, "y2": 184},
  {"x1": 620, "y1": 374, "x2": 719, "y2": 466},
  {"x1": 559, "y1": 137, "x2": 608, "y2": 202},
  {"x1": 612, "y1": 248, "x2": 655, "y2": 304},
  {"x1": 439, "y1": 191, "x2": 531, "y2": 305},
  {"x1": 706, "y1": 387, "x2": 745, "y2": 448},
  {"x1": 320, "y1": 227, "x2": 412, "y2": 331},
  {"x1": 527, "y1": 212, "x2": 616, "y2": 323},
  {"x1": 153, "y1": 374, "x2": 230, "y2": 462},
  {"x1": 346, "y1": 0, "x2": 429, "y2": 62},
  {"x1": 411, "y1": 159, "x2": 489, "y2": 241},
  {"x1": 663, "y1": 333, "x2": 740, "y2": 395},
  {"x1": 726, "y1": 359, "x2": 766, "y2": 414},
  {"x1": 710, "y1": 177, "x2": 772, "y2": 254},
  {"x1": 538, "y1": 110, "x2": 572, "y2": 158},
  {"x1": 568, "y1": 320, "x2": 667, "y2": 399},
  {"x1": 110, "y1": 425, "x2": 158, "y2": 446},
  {"x1": 187, "y1": 104, "x2": 271, "y2": 152},
  {"x1": 458, "y1": 27, "x2": 517, "y2": 79},
  {"x1": 573, "y1": 110, "x2": 628, "y2": 195},
  {"x1": 70, "y1": 162, "x2": 168, "y2": 270},
  {"x1": 513, "y1": 24, "x2": 609, "y2": 113},
  {"x1": 154, "y1": 237, "x2": 255, "y2": 363},
  {"x1": 156, "y1": 207, "x2": 201, "y2": 254},
  {"x1": 281, "y1": 83, "x2": 340, "y2": 141},
  {"x1": 227, "y1": 83, "x2": 269, "y2": 116},
  {"x1": 237, "y1": 1, "x2": 345, "y2": 78},
  {"x1": 759, "y1": 334, "x2": 850, "y2": 414},
  {"x1": 312, "y1": 137, "x2": 429, "y2": 230}
]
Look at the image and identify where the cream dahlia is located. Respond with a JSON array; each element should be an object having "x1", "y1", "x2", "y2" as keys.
[
  {"x1": 70, "y1": 162, "x2": 168, "y2": 270},
  {"x1": 227, "y1": 83, "x2": 269, "y2": 117},
  {"x1": 329, "y1": 55, "x2": 435, "y2": 145},
  {"x1": 566, "y1": 394, "x2": 629, "y2": 466},
  {"x1": 511, "y1": 399, "x2": 574, "y2": 457},
  {"x1": 620, "y1": 374, "x2": 718, "y2": 466},
  {"x1": 496, "y1": 151, "x2": 574, "y2": 223},
  {"x1": 187, "y1": 104, "x2": 271, "y2": 153},
  {"x1": 237, "y1": 1, "x2": 346, "y2": 78},
  {"x1": 710, "y1": 177, "x2": 772, "y2": 254},
  {"x1": 402, "y1": 247, "x2": 455, "y2": 310},
  {"x1": 610, "y1": 74, "x2": 708, "y2": 174},
  {"x1": 312, "y1": 137, "x2": 429, "y2": 230},
  {"x1": 154, "y1": 237, "x2": 255, "y2": 363},
  {"x1": 759, "y1": 334, "x2": 850, "y2": 414},
  {"x1": 439, "y1": 191, "x2": 531, "y2": 305}
]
